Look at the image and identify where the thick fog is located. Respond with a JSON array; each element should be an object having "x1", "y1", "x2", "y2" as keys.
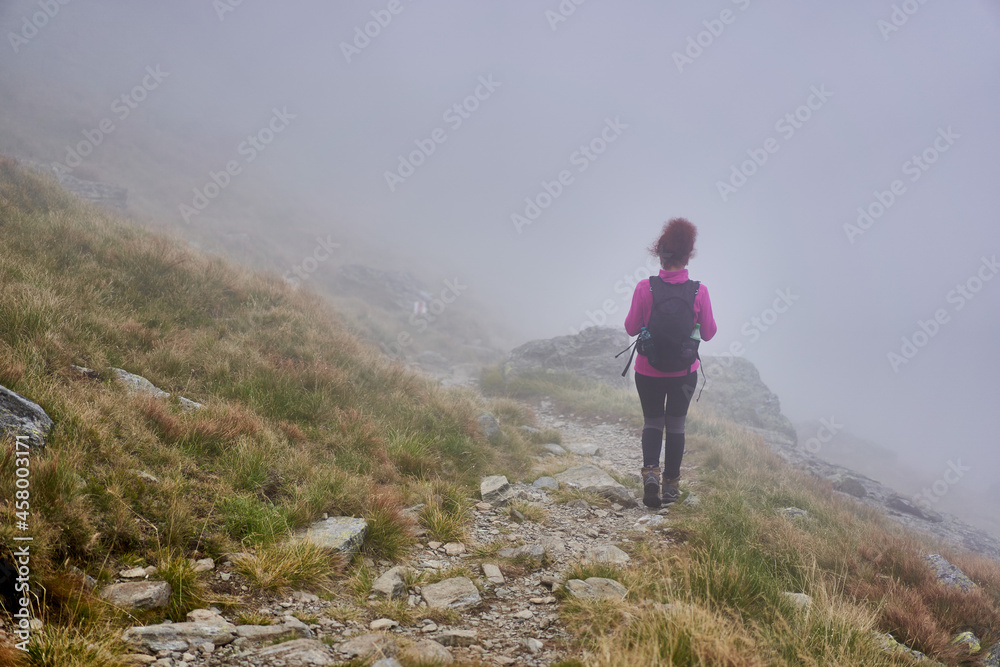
[{"x1": 2, "y1": 2, "x2": 998, "y2": 498}]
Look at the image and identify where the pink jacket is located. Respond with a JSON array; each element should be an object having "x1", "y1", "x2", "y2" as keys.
[{"x1": 624, "y1": 268, "x2": 717, "y2": 377}]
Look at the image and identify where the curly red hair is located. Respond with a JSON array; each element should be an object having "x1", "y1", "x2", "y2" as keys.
[{"x1": 649, "y1": 218, "x2": 697, "y2": 267}]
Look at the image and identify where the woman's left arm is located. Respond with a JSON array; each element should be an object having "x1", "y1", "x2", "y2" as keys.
[{"x1": 697, "y1": 284, "x2": 718, "y2": 341}]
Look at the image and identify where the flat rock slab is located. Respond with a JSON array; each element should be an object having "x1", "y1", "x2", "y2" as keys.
[
  {"x1": 123, "y1": 619, "x2": 236, "y2": 652},
  {"x1": 587, "y1": 484, "x2": 638, "y2": 508},
  {"x1": 236, "y1": 620, "x2": 310, "y2": 645},
  {"x1": 564, "y1": 442, "x2": 601, "y2": 456},
  {"x1": 482, "y1": 563, "x2": 505, "y2": 584},
  {"x1": 102, "y1": 581, "x2": 172, "y2": 610},
  {"x1": 437, "y1": 629, "x2": 478, "y2": 647},
  {"x1": 254, "y1": 638, "x2": 335, "y2": 665},
  {"x1": 566, "y1": 577, "x2": 628, "y2": 600},
  {"x1": 420, "y1": 576, "x2": 481, "y2": 609},
  {"x1": 480, "y1": 475, "x2": 512, "y2": 505},
  {"x1": 583, "y1": 545, "x2": 631, "y2": 565},
  {"x1": 532, "y1": 476, "x2": 559, "y2": 490},
  {"x1": 554, "y1": 465, "x2": 621, "y2": 489},
  {"x1": 0, "y1": 383, "x2": 53, "y2": 450},
  {"x1": 924, "y1": 554, "x2": 975, "y2": 591},
  {"x1": 401, "y1": 639, "x2": 454, "y2": 664},
  {"x1": 113, "y1": 368, "x2": 170, "y2": 399},
  {"x1": 542, "y1": 444, "x2": 567, "y2": 455},
  {"x1": 337, "y1": 633, "x2": 399, "y2": 659},
  {"x1": 298, "y1": 516, "x2": 368, "y2": 557}
]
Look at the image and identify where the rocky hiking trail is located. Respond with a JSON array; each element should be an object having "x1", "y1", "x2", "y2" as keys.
[
  {"x1": 113, "y1": 404, "x2": 681, "y2": 667},
  {"x1": 97, "y1": 392, "x2": 1000, "y2": 667}
]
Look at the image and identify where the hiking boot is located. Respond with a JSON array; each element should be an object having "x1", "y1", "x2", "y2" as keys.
[
  {"x1": 641, "y1": 466, "x2": 662, "y2": 509},
  {"x1": 661, "y1": 475, "x2": 680, "y2": 505}
]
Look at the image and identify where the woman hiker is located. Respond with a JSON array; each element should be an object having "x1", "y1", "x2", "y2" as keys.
[{"x1": 624, "y1": 218, "x2": 717, "y2": 507}]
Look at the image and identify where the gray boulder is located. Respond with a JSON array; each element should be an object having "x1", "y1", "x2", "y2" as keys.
[
  {"x1": 583, "y1": 545, "x2": 631, "y2": 565},
  {"x1": 0, "y1": 383, "x2": 53, "y2": 450},
  {"x1": 101, "y1": 581, "x2": 171, "y2": 610},
  {"x1": 564, "y1": 442, "x2": 601, "y2": 456},
  {"x1": 400, "y1": 639, "x2": 454, "y2": 664},
  {"x1": 504, "y1": 326, "x2": 630, "y2": 388},
  {"x1": 420, "y1": 577, "x2": 481, "y2": 609},
  {"x1": 532, "y1": 476, "x2": 559, "y2": 490},
  {"x1": 297, "y1": 516, "x2": 368, "y2": 557},
  {"x1": 372, "y1": 566, "x2": 409, "y2": 600},
  {"x1": 923, "y1": 554, "x2": 975, "y2": 591},
  {"x1": 480, "y1": 475, "x2": 513, "y2": 505},
  {"x1": 477, "y1": 413, "x2": 500, "y2": 439},
  {"x1": 887, "y1": 495, "x2": 943, "y2": 523},
  {"x1": 113, "y1": 368, "x2": 169, "y2": 399},
  {"x1": 123, "y1": 611, "x2": 236, "y2": 652},
  {"x1": 566, "y1": 577, "x2": 628, "y2": 600},
  {"x1": 337, "y1": 633, "x2": 399, "y2": 659}
]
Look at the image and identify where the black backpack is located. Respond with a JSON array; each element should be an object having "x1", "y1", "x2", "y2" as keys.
[{"x1": 618, "y1": 278, "x2": 701, "y2": 376}]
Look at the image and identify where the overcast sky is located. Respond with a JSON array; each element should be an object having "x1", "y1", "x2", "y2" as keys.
[{"x1": 3, "y1": 0, "x2": 999, "y2": 490}]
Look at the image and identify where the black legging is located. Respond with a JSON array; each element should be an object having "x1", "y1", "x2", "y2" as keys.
[{"x1": 635, "y1": 371, "x2": 698, "y2": 478}]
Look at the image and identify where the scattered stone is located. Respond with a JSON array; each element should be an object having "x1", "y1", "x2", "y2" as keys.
[
  {"x1": 0, "y1": 383, "x2": 54, "y2": 450},
  {"x1": 480, "y1": 475, "x2": 513, "y2": 505},
  {"x1": 514, "y1": 610, "x2": 534, "y2": 620},
  {"x1": 525, "y1": 637, "x2": 544, "y2": 654},
  {"x1": 509, "y1": 508, "x2": 526, "y2": 523},
  {"x1": 588, "y1": 484, "x2": 638, "y2": 508},
  {"x1": 555, "y1": 465, "x2": 620, "y2": 489},
  {"x1": 781, "y1": 592, "x2": 813, "y2": 611},
  {"x1": 565, "y1": 442, "x2": 601, "y2": 456},
  {"x1": 443, "y1": 542, "x2": 466, "y2": 556},
  {"x1": 236, "y1": 621, "x2": 309, "y2": 645},
  {"x1": 540, "y1": 575, "x2": 562, "y2": 591},
  {"x1": 192, "y1": 558, "x2": 215, "y2": 573},
  {"x1": 478, "y1": 413, "x2": 501, "y2": 439},
  {"x1": 120, "y1": 567, "x2": 148, "y2": 579},
  {"x1": 498, "y1": 543, "x2": 545, "y2": 559},
  {"x1": 536, "y1": 535, "x2": 567, "y2": 555},
  {"x1": 982, "y1": 642, "x2": 1000, "y2": 667},
  {"x1": 253, "y1": 638, "x2": 335, "y2": 665},
  {"x1": 112, "y1": 368, "x2": 170, "y2": 399},
  {"x1": 177, "y1": 397, "x2": 203, "y2": 412},
  {"x1": 290, "y1": 590, "x2": 320, "y2": 603},
  {"x1": 482, "y1": 563, "x2": 505, "y2": 585},
  {"x1": 136, "y1": 471, "x2": 160, "y2": 484},
  {"x1": 369, "y1": 618, "x2": 399, "y2": 631},
  {"x1": 69, "y1": 566, "x2": 97, "y2": 590},
  {"x1": 634, "y1": 514, "x2": 667, "y2": 530},
  {"x1": 420, "y1": 577, "x2": 481, "y2": 609},
  {"x1": 950, "y1": 631, "x2": 981, "y2": 655},
  {"x1": 475, "y1": 502, "x2": 493, "y2": 511},
  {"x1": 373, "y1": 566, "x2": 410, "y2": 600},
  {"x1": 101, "y1": 581, "x2": 171, "y2": 610},
  {"x1": 438, "y1": 629, "x2": 477, "y2": 647},
  {"x1": 428, "y1": 541, "x2": 443, "y2": 550},
  {"x1": 401, "y1": 639, "x2": 454, "y2": 664},
  {"x1": 564, "y1": 498, "x2": 591, "y2": 510},
  {"x1": 337, "y1": 633, "x2": 400, "y2": 659},
  {"x1": 887, "y1": 495, "x2": 943, "y2": 523},
  {"x1": 372, "y1": 659, "x2": 404, "y2": 667},
  {"x1": 583, "y1": 545, "x2": 631, "y2": 565},
  {"x1": 297, "y1": 516, "x2": 368, "y2": 558},
  {"x1": 777, "y1": 507, "x2": 808, "y2": 519},
  {"x1": 542, "y1": 444, "x2": 567, "y2": 455},
  {"x1": 566, "y1": 577, "x2": 628, "y2": 600},
  {"x1": 532, "y1": 476, "x2": 559, "y2": 490},
  {"x1": 875, "y1": 633, "x2": 942, "y2": 665},
  {"x1": 834, "y1": 477, "x2": 868, "y2": 498},
  {"x1": 421, "y1": 622, "x2": 438, "y2": 633},
  {"x1": 682, "y1": 493, "x2": 701, "y2": 506},
  {"x1": 529, "y1": 596, "x2": 557, "y2": 604},
  {"x1": 70, "y1": 365, "x2": 100, "y2": 378},
  {"x1": 923, "y1": 554, "x2": 975, "y2": 591}
]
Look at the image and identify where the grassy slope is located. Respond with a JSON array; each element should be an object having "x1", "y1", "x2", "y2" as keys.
[
  {"x1": 0, "y1": 157, "x2": 545, "y2": 664},
  {"x1": 485, "y1": 371, "x2": 1000, "y2": 667}
]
